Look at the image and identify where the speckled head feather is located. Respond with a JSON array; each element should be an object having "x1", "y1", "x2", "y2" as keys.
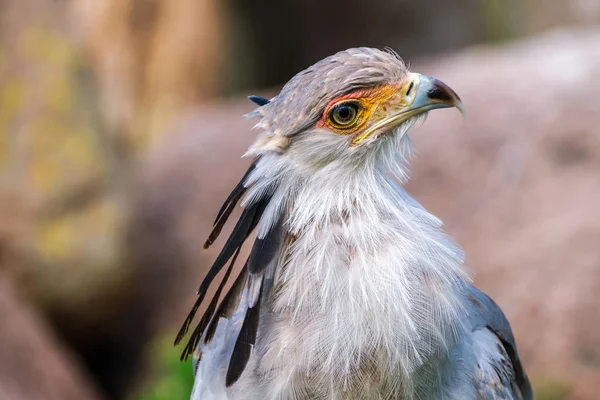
[
  {"x1": 246, "y1": 48, "x2": 409, "y2": 154},
  {"x1": 246, "y1": 47, "x2": 465, "y2": 158}
]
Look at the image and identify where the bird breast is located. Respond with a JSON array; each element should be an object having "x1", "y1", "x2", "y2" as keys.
[{"x1": 248, "y1": 162, "x2": 471, "y2": 398}]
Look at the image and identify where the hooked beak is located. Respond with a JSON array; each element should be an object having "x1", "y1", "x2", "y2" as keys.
[
  {"x1": 352, "y1": 73, "x2": 465, "y2": 145},
  {"x1": 407, "y1": 73, "x2": 465, "y2": 117}
]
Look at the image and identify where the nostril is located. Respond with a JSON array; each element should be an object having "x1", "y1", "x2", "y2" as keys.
[{"x1": 406, "y1": 81, "x2": 415, "y2": 97}]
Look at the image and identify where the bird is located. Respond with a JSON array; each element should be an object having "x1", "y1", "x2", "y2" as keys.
[{"x1": 175, "y1": 47, "x2": 532, "y2": 400}]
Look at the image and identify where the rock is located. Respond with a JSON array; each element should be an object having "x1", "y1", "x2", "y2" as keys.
[
  {"x1": 0, "y1": 276, "x2": 104, "y2": 400},
  {"x1": 70, "y1": 0, "x2": 227, "y2": 145},
  {"x1": 0, "y1": 1, "x2": 175, "y2": 396}
]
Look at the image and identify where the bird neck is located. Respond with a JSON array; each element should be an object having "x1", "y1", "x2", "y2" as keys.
[{"x1": 247, "y1": 149, "x2": 471, "y2": 382}]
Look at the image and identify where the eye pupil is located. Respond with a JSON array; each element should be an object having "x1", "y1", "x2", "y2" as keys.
[
  {"x1": 338, "y1": 107, "x2": 350, "y2": 119},
  {"x1": 330, "y1": 102, "x2": 359, "y2": 127}
]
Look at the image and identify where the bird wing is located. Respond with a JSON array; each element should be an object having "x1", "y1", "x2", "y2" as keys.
[{"x1": 466, "y1": 286, "x2": 533, "y2": 400}]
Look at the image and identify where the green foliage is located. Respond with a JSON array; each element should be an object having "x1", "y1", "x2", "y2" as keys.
[
  {"x1": 534, "y1": 378, "x2": 572, "y2": 400},
  {"x1": 132, "y1": 336, "x2": 195, "y2": 400}
]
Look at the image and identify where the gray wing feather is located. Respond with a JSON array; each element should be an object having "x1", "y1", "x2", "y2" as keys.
[{"x1": 467, "y1": 285, "x2": 533, "y2": 400}]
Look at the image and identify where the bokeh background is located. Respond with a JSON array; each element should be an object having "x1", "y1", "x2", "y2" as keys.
[{"x1": 1, "y1": 1, "x2": 600, "y2": 399}]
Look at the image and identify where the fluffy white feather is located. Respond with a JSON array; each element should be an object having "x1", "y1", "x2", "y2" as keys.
[{"x1": 214, "y1": 120, "x2": 476, "y2": 399}]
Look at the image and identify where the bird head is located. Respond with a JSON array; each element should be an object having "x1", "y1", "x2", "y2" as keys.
[{"x1": 246, "y1": 48, "x2": 464, "y2": 171}]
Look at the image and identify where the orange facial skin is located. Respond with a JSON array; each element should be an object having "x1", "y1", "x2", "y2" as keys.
[{"x1": 316, "y1": 80, "x2": 409, "y2": 137}]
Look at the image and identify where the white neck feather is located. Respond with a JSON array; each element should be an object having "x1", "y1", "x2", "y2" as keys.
[{"x1": 243, "y1": 131, "x2": 471, "y2": 397}]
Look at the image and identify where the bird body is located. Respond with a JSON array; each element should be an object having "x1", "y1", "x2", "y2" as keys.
[{"x1": 177, "y1": 48, "x2": 531, "y2": 400}]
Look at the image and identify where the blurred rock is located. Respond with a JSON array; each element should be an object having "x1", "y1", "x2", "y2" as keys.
[
  {"x1": 0, "y1": 1, "x2": 172, "y2": 397},
  {"x1": 70, "y1": 0, "x2": 227, "y2": 148},
  {"x1": 0, "y1": 275, "x2": 103, "y2": 400},
  {"x1": 138, "y1": 28, "x2": 600, "y2": 399}
]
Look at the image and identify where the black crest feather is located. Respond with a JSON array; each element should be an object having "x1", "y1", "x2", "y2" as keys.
[
  {"x1": 248, "y1": 95, "x2": 270, "y2": 106},
  {"x1": 225, "y1": 291, "x2": 262, "y2": 387},
  {"x1": 204, "y1": 266, "x2": 249, "y2": 344},
  {"x1": 204, "y1": 163, "x2": 256, "y2": 250},
  {"x1": 174, "y1": 200, "x2": 260, "y2": 350},
  {"x1": 247, "y1": 217, "x2": 284, "y2": 275},
  {"x1": 178, "y1": 247, "x2": 242, "y2": 360},
  {"x1": 174, "y1": 161, "x2": 258, "y2": 349},
  {"x1": 176, "y1": 156, "x2": 287, "y2": 388},
  {"x1": 176, "y1": 89, "x2": 282, "y2": 380}
]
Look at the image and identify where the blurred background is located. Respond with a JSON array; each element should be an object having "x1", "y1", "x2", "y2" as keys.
[{"x1": 1, "y1": 0, "x2": 599, "y2": 399}]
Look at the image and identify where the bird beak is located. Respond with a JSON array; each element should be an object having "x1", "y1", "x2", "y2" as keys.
[
  {"x1": 352, "y1": 73, "x2": 465, "y2": 145},
  {"x1": 404, "y1": 73, "x2": 465, "y2": 118}
]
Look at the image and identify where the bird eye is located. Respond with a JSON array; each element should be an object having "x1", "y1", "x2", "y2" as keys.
[{"x1": 328, "y1": 100, "x2": 362, "y2": 129}]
